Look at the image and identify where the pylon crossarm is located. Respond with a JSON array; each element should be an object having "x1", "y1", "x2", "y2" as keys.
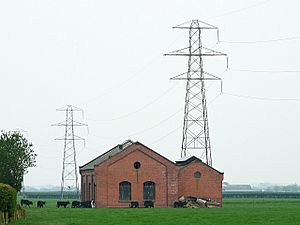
[
  {"x1": 164, "y1": 46, "x2": 226, "y2": 57},
  {"x1": 172, "y1": 20, "x2": 218, "y2": 30},
  {"x1": 52, "y1": 121, "x2": 87, "y2": 126},
  {"x1": 56, "y1": 105, "x2": 84, "y2": 112}
]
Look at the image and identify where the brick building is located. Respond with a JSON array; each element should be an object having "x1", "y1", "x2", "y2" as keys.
[{"x1": 79, "y1": 140, "x2": 223, "y2": 208}]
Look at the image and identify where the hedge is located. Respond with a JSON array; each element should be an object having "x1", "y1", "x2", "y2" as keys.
[
  {"x1": 0, "y1": 183, "x2": 16, "y2": 213},
  {"x1": 0, "y1": 183, "x2": 19, "y2": 224},
  {"x1": 223, "y1": 191, "x2": 300, "y2": 199},
  {"x1": 19, "y1": 191, "x2": 79, "y2": 199}
]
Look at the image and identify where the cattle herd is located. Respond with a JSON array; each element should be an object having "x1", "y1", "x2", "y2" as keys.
[
  {"x1": 130, "y1": 200, "x2": 154, "y2": 208},
  {"x1": 20, "y1": 199, "x2": 95, "y2": 208},
  {"x1": 20, "y1": 199, "x2": 156, "y2": 208}
]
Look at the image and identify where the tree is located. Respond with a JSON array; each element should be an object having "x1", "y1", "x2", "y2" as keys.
[{"x1": 0, "y1": 131, "x2": 36, "y2": 191}]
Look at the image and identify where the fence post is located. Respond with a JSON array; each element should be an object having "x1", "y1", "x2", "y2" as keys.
[{"x1": 0, "y1": 211, "x2": 4, "y2": 224}]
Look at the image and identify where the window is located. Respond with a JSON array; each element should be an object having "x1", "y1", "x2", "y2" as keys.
[
  {"x1": 93, "y1": 183, "x2": 96, "y2": 201},
  {"x1": 194, "y1": 171, "x2": 201, "y2": 179},
  {"x1": 143, "y1": 181, "x2": 155, "y2": 200},
  {"x1": 134, "y1": 161, "x2": 141, "y2": 169},
  {"x1": 119, "y1": 181, "x2": 131, "y2": 201},
  {"x1": 91, "y1": 176, "x2": 94, "y2": 200},
  {"x1": 82, "y1": 183, "x2": 85, "y2": 201},
  {"x1": 88, "y1": 183, "x2": 91, "y2": 200}
]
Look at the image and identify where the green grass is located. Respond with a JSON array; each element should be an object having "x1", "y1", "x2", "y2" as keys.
[{"x1": 11, "y1": 198, "x2": 300, "y2": 225}]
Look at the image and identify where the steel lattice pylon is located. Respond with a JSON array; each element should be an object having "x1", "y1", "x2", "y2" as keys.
[
  {"x1": 53, "y1": 105, "x2": 87, "y2": 199},
  {"x1": 165, "y1": 20, "x2": 227, "y2": 166}
]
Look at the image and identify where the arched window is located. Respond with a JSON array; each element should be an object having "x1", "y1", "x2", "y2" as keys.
[
  {"x1": 143, "y1": 181, "x2": 155, "y2": 200},
  {"x1": 93, "y1": 183, "x2": 96, "y2": 201},
  {"x1": 119, "y1": 181, "x2": 131, "y2": 201}
]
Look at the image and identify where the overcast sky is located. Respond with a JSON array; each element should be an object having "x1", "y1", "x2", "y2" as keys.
[{"x1": 1, "y1": 0, "x2": 300, "y2": 187}]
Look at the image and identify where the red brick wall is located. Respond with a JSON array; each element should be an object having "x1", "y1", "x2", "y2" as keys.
[
  {"x1": 80, "y1": 170, "x2": 95, "y2": 202},
  {"x1": 95, "y1": 144, "x2": 177, "y2": 207},
  {"x1": 107, "y1": 149, "x2": 167, "y2": 207},
  {"x1": 178, "y1": 160, "x2": 223, "y2": 204},
  {"x1": 90, "y1": 143, "x2": 223, "y2": 207}
]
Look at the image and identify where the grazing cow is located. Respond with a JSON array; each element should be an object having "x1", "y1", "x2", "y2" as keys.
[
  {"x1": 37, "y1": 201, "x2": 46, "y2": 208},
  {"x1": 130, "y1": 201, "x2": 139, "y2": 208},
  {"x1": 80, "y1": 201, "x2": 92, "y2": 208},
  {"x1": 56, "y1": 201, "x2": 70, "y2": 208},
  {"x1": 21, "y1": 199, "x2": 33, "y2": 207},
  {"x1": 91, "y1": 200, "x2": 96, "y2": 208},
  {"x1": 71, "y1": 201, "x2": 81, "y2": 208},
  {"x1": 144, "y1": 200, "x2": 154, "y2": 208}
]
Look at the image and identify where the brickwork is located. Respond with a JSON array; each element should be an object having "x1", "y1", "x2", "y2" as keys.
[
  {"x1": 178, "y1": 160, "x2": 223, "y2": 205},
  {"x1": 80, "y1": 170, "x2": 95, "y2": 202},
  {"x1": 80, "y1": 142, "x2": 223, "y2": 208}
]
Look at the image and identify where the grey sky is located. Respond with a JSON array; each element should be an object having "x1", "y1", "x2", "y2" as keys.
[{"x1": 1, "y1": 0, "x2": 300, "y2": 186}]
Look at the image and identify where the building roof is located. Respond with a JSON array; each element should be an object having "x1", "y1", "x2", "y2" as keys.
[
  {"x1": 176, "y1": 155, "x2": 223, "y2": 174},
  {"x1": 80, "y1": 140, "x2": 223, "y2": 174},
  {"x1": 175, "y1": 155, "x2": 199, "y2": 166},
  {"x1": 79, "y1": 140, "x2": 134, "y2": 171}
]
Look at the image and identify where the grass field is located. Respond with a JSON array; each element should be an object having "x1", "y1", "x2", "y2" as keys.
[{"x1": 11, "y1": 198, "x2": 300, "y2": 225}]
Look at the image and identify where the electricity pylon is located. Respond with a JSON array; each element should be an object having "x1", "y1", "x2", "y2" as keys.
[
  {"x1": 165, "y1": 20, "x2": 227, "y2": 166},
  {"x1": 52, "y1": 105, "x2": 87, "y2": 199}
]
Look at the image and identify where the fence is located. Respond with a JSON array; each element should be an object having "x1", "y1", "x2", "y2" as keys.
[{"x1": 0, "y1": 206, "x2": 25, "y2": 224}]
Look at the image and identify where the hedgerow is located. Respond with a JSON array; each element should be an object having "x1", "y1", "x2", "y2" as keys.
[{"x1": 0, "y1": 183, "x2": 17, "y2": 224}]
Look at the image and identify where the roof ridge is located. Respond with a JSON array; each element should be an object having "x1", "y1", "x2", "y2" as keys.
[{"x1": 79, "y1": 140, "x2": 135, "y2": 171}]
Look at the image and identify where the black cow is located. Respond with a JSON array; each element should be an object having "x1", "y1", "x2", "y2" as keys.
[
  {"x1": 130, "y1": 201, "x2": 139, "y2": 208},
  {"x1": 21, "y1": 199, "x2": 33, "y2": 207},
  {"x1": 71, "y1": 201, "x2": 81, "y2": 208},
  {"x1": 37, "y1": 201, "x2": 46, "y2": 208},
  {"x1": 56, "y1": 201, "x2": 70, "y2": 208},
  {"x1": 173, "y1": 201, "x2": 185, "y2": 208},
  {"x1": 144, "y1": 200, "x2": 154, "y2": 208},
  {"x1": 80, "y1": 201, "x2": 92, "y2": 208}
]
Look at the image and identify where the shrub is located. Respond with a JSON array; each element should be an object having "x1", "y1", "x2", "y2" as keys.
[{"x1": 0, "y1": 183, "x2": 17, "y2": 217}]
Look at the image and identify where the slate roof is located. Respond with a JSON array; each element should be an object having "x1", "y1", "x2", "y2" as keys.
[
  {"x1": 79, "y1": 140, "x2": 223, "y2": 174},
  {"x1": 79, "y1": 140, "x2": 134, "y2": 171},
  {"x1": 175, "y1": 156, "x2": 200, "y2": 166},
  {"x1": 175, "y1": 156, "x2": 223, "y2": 174}
]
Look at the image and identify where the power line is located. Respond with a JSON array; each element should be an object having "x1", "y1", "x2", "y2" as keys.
[
  {"x1": 87, "y1": 83, "x2": 222, "y2": 143},
  {"x1": 80, "y1": 32, "x2": 187, "y2": 106},
  {"x1": 229, "y1": 68, "x2": 300, "y2": 73},
  {"x1": 206, "y1": 0, "x2": 271, "y2": 20},
  {"x1": 223, "y1": 92, "x2": 300, "y2": 101},
  {"x1": 220, "y1": 35, "x2": 300, "y2": 44},
  {"x1": 149, "y1": 125, "x2": 181, "y2": 145},
  {"x1": 149, "y1": 91, "x2": 222, "y2": 146},
  {"x1": 85, "y1": 84, "x2": 178, "y2": 122},
  {"x1": 91, "y1": 107, "x2": 183, "y2": 140},
  {"x1": 89, "y1": 90, "x2": 222, "y2": 142},
  {"x1": 80, "y1": 57, "x2": 159, "y2": 106},
  {"x1": 85, "y1": 70, "x2": 224, "y2": 124}
]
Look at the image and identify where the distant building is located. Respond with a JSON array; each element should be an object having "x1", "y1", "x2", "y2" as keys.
[
  {"x1": 223, "y1": 184, "x2": 252, "y2": 192},
  {"x1": 79, "y1": 140, "x2": 223, "y2": 207}
]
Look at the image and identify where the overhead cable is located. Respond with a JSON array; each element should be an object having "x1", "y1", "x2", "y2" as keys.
[
  {"x1": 90, "y1": 107, "x2": 183, "y2": 140},
  {"x1": 220, "y1": 35, "x2": 300, "y2": 44},
  {"x1": 206, "y1": 0, "x2": 271, "y2": 20},
  {"x1": 148, "y1": 92, "x2": 223, "y2": 145},
  {"x1": 229, "y1": 68, "x2": 300, "y2": 73},
  {"x1": 85, "y1": 84, "x2": 178, "y2": 122},
  {"x1": 223, "y1": 92, "x2": 300, "y2": 101}
]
